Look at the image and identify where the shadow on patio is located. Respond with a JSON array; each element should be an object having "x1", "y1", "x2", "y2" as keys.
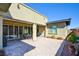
[{"x1": 4, "y1": 40, "x2": 35, "y2": 56}]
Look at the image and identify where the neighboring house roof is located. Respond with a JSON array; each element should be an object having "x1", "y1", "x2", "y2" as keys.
[
  {"x1": 47, "y1": 18, "x2": 71, "y2": 26},
  {"x1": 70, "y1": 27, "x2": 79, "y2": 30}
]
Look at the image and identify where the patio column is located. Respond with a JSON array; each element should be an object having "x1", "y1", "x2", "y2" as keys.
[
  {"x1": 33, "y1": 23, "x2": 37, "y2": 40},
  {"x1": 0, "y1": 17, "x2": 3, "y2": 49},
  {"x1": 45, "y1": 26, "x2": 48, "y2": 37}
]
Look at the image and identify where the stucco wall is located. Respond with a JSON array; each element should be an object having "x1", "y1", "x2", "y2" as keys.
[
  {"x1": 38, "y1": 26, "x2": 45, "y2": 37},
  {"x1": 47, "y1": 22, "x2": 68, "y2": 39},
  {"x1": 0, "y1": 17, "x2": 3, "y2": 49},
  {"x1": 9, "y1": 3, "x2": 47, "y2": 25},
  {"x1": 56, "y1": 27, "x2": 67, "y2": 39},
  {"x1": 56, "y1": 22, "x2": 67, "y2": 39}
]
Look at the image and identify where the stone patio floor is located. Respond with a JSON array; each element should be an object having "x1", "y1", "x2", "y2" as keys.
[
  {"x1": 22, "y1": 37, "x2": 64, "y2": 56},
  {"x1": 4, "y1": 37, "x2": 64, "y2": 56}
]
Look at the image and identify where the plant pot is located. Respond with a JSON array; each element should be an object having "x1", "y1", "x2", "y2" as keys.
[{"x1": 0, "y1": 49, "x2": 5, "y2": 56}]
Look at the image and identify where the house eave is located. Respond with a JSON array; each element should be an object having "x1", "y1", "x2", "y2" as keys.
[
  {"x1": 0, "y1": 3, "x2": 11, "y2": 12},
  {"x1": 47, "y1": 18, "x2": 71, "y2": 26}
]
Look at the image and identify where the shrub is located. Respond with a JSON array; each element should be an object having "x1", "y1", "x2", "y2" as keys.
[{"x1": 67, "y1": 32, "x2": 77, "y2": 43}]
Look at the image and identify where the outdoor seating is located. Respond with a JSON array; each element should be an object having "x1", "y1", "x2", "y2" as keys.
[
  {"x1": 23, "y1": 34, "x2": 32, "y2": 39},
  {"x1": 5, "y1": 35, "x2": 18, "y2": 41}
]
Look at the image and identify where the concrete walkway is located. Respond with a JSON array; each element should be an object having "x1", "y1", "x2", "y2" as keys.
[{"x1": 21, "y1": 37, "x2": 64, "y2": 56}]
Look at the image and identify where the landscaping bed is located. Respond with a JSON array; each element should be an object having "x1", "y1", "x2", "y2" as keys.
[{"x1": 61, "y1": 31, "x2": 79, "y2": 56}]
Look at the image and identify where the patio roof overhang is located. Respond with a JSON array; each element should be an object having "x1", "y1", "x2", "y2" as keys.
[
  {"x1": 3, "y1": 17, "x2": 33, "y2": 25},
  {"x1": 0, "y1": 3, "x2": 11, "y2": 12},
  {"x1": 3, "y1": 17, "x2": 47, "y2": 26}
]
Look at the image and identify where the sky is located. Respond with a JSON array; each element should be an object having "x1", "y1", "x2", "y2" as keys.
[{"x1": 25, "y1": 3, "x2": 79, "y2": 29}]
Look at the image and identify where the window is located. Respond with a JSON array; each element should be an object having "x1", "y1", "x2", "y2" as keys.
[
  {"x1": 19, "y1": 26, "x2": 23, "y2": 35},
  {"x1": 49, "y1": 26, "x2": 57, "y2": 35},
  {"x1": 28, "y1": 27, "x2": 30, "y2": 34},
  {"x1": 24, "y1": 27, "x2": 28, "y2": 34},
  {"x1": 28, "y1": 27, "x2": 32, "y2": 34},
  {"x1": 30, "y1": 27, "x2": 32, "y2": 34},
  {"x1": 52, "y1": 26, "x2": 57, "y2": 34},
  {"x1": 24, "y1": 27, "x2": 32, "y2": 35},
  {"x1": 58, "y1": 25, "x2": 65, "y2": 28},
  {"x1": 9, "y1": 26, "x2": 13, "y2": 35},
  {"x1": 14, "y1": 26, "x2": 18, "y2": 35},
  {"x1": 3, "y1": 25, "x2": 8, "y2": 35}
]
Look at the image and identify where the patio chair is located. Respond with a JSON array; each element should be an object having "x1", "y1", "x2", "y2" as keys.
[
  {"x1": 18, "y1": 34, "x2": 24, "y2": 40},
  {"x1": 23, "y1": 34, "x2": 32, "y2": 39},
  {"x1": 27, "y1": 34, "x2": 32, "y2": 39}
]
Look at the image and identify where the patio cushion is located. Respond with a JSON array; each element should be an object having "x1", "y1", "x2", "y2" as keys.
[{"x1": 6, "y1": 35, "x2": 18, "y2": 41}]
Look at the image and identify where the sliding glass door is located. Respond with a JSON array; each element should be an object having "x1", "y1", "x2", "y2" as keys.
[
  {"x1": 3, "y1": 25, "x2": 8, "y2": 36},
  {"x1": 24, "y1": 27, "x2": 32, "y2": 35},
  {"x1": 14, "y1": 26, "x2": 18, "y2": 37},
  {"x1": 3, "y1": 25, "x2": 32, "y2": 39},
  {"x1": 9, "y1": 26, "x2": 13, "y2": 35}
]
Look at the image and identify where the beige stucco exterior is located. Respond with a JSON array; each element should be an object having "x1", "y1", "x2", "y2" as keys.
[
  {"x1": 38, "y1": 25, "x2": 45, "y2": 37},
  {"x1": 9, "y1": 3, "x2": 47, "y2": 25},
  {"x1": 33, "y1": 24, "x2": 37, "y2": 40},
  {"x1": 0, "y1": 3, "x2": 70, "y2": 49},
  {"x1": 0, "y1": 3, "x2": 47, "y2": 49},
  {"x1": 47, "y1": 22, "x2": 68, "y2": 39},
  {"x1": 0, "y1": 17, "x2": 3, "y2": 49}
]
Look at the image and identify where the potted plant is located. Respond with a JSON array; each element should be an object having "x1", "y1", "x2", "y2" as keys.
[{"x1": 67, "y1": 32, "x2": 77, "y2": 44}]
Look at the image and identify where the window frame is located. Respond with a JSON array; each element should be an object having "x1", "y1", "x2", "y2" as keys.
[{"x1": 49, "y1": 25, "x2": 57, "y2": 35}]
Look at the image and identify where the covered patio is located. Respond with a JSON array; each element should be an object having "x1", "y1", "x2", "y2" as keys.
[
  {"x1": 0, "y1": 3, "x2": 47, "y2": 50},
  {"x1": 1, "y1": 18, "x2": 46, "y2": 48}
]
